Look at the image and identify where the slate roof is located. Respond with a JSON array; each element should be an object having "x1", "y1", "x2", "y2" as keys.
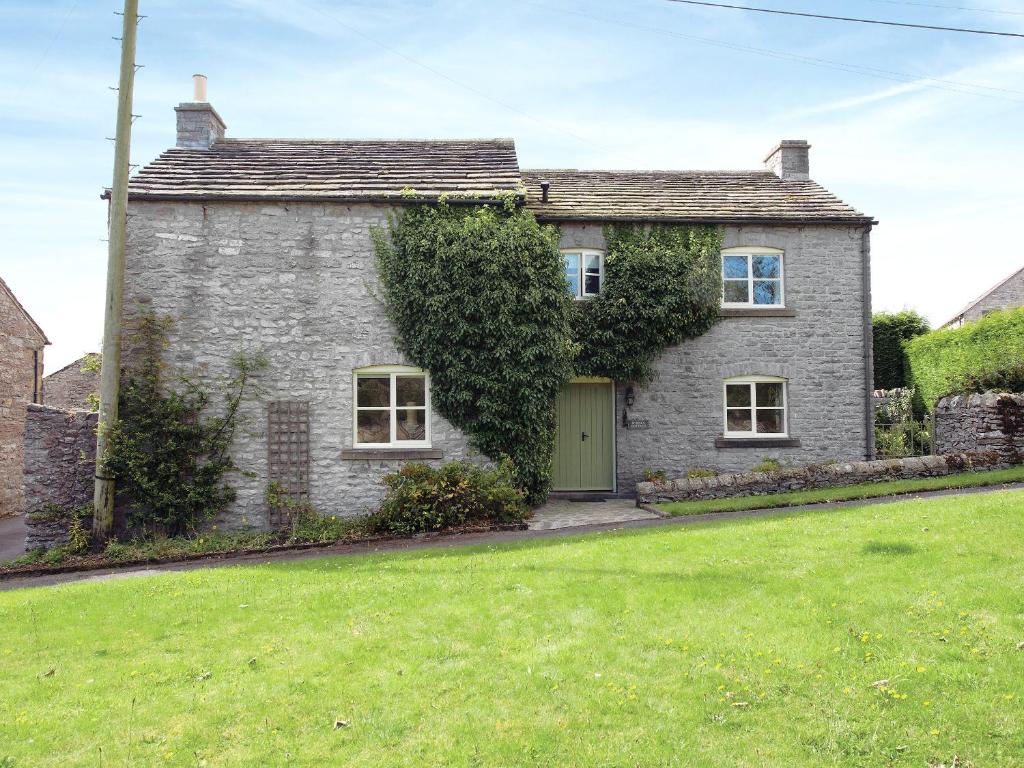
[
  {"x1": 942, "y1": 263, "x2": 1024, "y2": 328},
  {"x1": 126, "y1": 139, "x2": 523, "y2": 202},
  {"x1": 522, "y1": 169, "x2": 871, "y2": 223}
]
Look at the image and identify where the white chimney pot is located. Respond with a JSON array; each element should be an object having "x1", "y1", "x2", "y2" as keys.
[{"x1": 193, "y1": 73, "x2": 208, "y2": 103}]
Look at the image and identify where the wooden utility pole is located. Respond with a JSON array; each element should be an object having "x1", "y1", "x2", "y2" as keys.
[{"x1": 93, "y1": 0, "x2": 139, "y2": 543}]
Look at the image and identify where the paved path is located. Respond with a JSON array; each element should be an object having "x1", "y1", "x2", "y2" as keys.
[
  {"x1": 3, "y1": 482, "x2": 1023, "y2": 592},
  {"x1": 0, "y1": 515, "x2": 25, "y2": 562},
  {"x1": 528, "y1": 499, "x2": 659, "y2": 530}
]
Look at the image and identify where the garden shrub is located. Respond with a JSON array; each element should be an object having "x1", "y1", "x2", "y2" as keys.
[
  {"x1": 752, "y1": 458, "x2": 782, "y2": 473},
  {"x1": 369, "y1": 460, "x2": 528, "y2": 536},
  {"x1": 687, "y1": 467, "x2": 719, "y2": 479},
  {"x1": 871, "y1": 310, "x2": 929, "y2": 390},
  {"x1": 905, "y1": 307, "x2": 1024, "y2": 410}
]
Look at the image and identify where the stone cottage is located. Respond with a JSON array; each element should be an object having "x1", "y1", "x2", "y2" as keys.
[
  {"x1": 0, "y1": 275, "x2": 47, "y2": 517},
  {"x1": 42, "y1": 354, "x2": 99, "y2": 411},
  {"x1": 941, "y1": 264, "x2": 1024, "y2": 329},
  {"x1": 116, "y1": 87, "x2": 875, "y2": 528}
]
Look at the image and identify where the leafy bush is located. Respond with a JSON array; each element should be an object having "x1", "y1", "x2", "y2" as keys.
[
  {"x1": 572, "y1": 224, "x2": 722, "y2": 382},
  {"x1": 643, "y1": 469, "x2": 668, "y2": 483},
  {"x1": 374, "y1": 200, "x2": 575, "y2": 504},
  {"x1": 370, "y1": 461, "x2": 528, "y2": 537},
  {"x1": 103, "y1": 312, "x2": 267, "y2": 537},
  {"x1": 872, "y1": 310, "x2": 929, "y2": 390},
  {"x1": 905, "y1": 307, "x2": 1024, "y2": 409}
]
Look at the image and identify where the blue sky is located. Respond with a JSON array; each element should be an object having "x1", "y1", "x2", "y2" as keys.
[{"x1": 2, "y1": 0, "x2": 1023, "y2": 370}]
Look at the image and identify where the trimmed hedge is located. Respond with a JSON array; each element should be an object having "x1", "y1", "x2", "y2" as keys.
[
  {"x1": 905, "y1": 306, "x2": 1024, "y2": 409},
  {"x1": 872, "y1": 310, "x2": 929, "y2": 390}
]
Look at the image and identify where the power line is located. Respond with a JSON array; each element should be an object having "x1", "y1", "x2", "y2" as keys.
[
  {"x1": 858, "y1": 0, "x2": 1024, "y2": 17},
  {"x1": 538, "y1": 3, "x2": 1024, "y2": 103},
  {"x1": 663, "y1": 0, "x2": 1024, "y2": 37}
]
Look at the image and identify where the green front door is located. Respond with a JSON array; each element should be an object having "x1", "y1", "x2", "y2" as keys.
[{"x1": 552, "y1": 382, "x2": 614, "y2": 491}]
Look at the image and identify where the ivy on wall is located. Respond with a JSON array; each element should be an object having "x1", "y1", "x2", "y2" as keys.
[
  {"x1": 373, "y1": 200, "x2": 575, "y2": 504},
  {"x1": 374, "y1": 204, "x2": 723, "y2": 503},
  {"x1": 572, "y1": 223, "x2": 723, "y2": 382}
]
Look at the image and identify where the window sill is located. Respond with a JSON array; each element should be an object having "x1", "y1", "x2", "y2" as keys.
[
  {"x1": 715, "y1": 437, "x2": 801, "y2": 449},
  {"x1": 340, "y1": 448, "x2": 443, "y2": 461},
  {"x1": 720, "y1": 308, "x2": 796, "y2": 318}
]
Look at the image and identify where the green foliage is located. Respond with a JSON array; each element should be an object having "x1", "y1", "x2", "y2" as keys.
[
  {"x1": 369, "y1": 460, "x2": 528, "y2": 537},
  {"x1": 905, "y1": 307, "x2": 1024, "y2": 409},
  {"x1": 572, "y1": 224, "x2": 722, "y2": 382},
  {"x1": 373, "y1": 202, "x2": 575, "y2": 503},
  {"x1": 871, "y1": 310, "x2": 929, "y2": 390},
  {"x1": 752, "y1": 458, "x2": 783, "y2": 473},
  {"x1": 374, "y1": 207, "x2": 722, "y2": 502},
  {"x1": 642, "y1": 468, "x2": 668, "y2": 483},
  {"x1": 103, "y1": 312, "x2": 268, "y2": 537},
  {"x1": 266, "y1": 482, "x2": 372, "y2": 543}
]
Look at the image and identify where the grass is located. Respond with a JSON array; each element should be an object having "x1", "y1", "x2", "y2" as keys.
[
  {"x1": 1, "y1": 489, "x2": 1023, "y2": 766},
  {"x1": 656, "y1": 464, "x2": 1024, "y2": 516}
]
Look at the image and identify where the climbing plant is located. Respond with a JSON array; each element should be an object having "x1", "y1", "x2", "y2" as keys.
[
  {"x1": 572, "y1": 223, "x2": 722, "y2": 382},
  {"x1": 102, "y1": 311, "x2": 268, "y2": 537},
  {"x1": 374, "y1": 204, "x2": 723, "y2": 502},
  {"x1": 373, "y1": 200, "x2": 575, "y2": 504}
]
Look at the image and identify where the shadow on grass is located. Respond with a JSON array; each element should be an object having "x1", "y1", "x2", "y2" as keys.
[{"x1": 861, "y1": 540, "x2": 918, "y2": 556}]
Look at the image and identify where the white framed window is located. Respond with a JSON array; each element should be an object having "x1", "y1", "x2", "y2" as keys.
[
  {"x1": 353, "y1": 365, "x2": 430, "y2": 447},
  {"x1": 723, "y1": 376, "x2": 788, "y2": 437},
  {"x1": 722, "y1": 247, "x2": 784, "y2": 307},
  {"x1": 563, "y1": 249, "x2": 603, "y2": 299}
]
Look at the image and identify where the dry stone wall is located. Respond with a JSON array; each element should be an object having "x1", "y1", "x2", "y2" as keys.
[
  {"x1": 935, "y1": 392, "x2": 1024, "y2": 462},
  {"x1": 637, "y1": 451, "x2": 1014, "y2": 505},
  {"x1": 23, "y1": 403, "x2": 97, "y2": 514}
]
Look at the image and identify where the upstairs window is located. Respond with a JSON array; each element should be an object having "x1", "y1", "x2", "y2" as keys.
[
  {"x1": 563, "y1": 249, "x2": 603, "y2": 299},
  {"x1": 724, "y1": 376, "x2": 788, "y2": 437},
  {"x1": 722, "y1": 247, "x2": 784, "y2": 307},
  {"x1": 354, "y1": 366, "x2": 430, "y2": 447}
]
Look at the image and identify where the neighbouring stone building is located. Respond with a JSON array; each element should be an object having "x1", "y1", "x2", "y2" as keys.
[
  {"x1": 114, "y1": 82, "x2": 875, "y2": 529},
  {"x1": 942, "y1": 264, "x2": 1024, "y2": 329},
  {"x1": 43, "y1": 354, "x2": 99, "y2": 411},
  {"x1": 0, "y1": 276, "x2": 48, "y2": 517}
]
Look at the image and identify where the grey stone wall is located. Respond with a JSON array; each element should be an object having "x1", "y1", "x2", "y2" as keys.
[
  {"x1": 637, "y1": 451, "x2": 1012, "y2": 504},
  {"x1": 23, "y1": 403, "x2": 97, "y2": 515},
  {"x1": 123, "y1": 201, "x2": 479, "y2": 528},
  {"x1": 556, "y1": 222, "x2": 872, "y2": 493},
  {"x1": 935, "y1": 392, "x2": 1024, "y2": 462},
  {"x1": 962, "y1": 267, "x2": 1024, "y2": 324},
  {"x1": 43, "y1": 354, "x2": 99, "y2": 410},
  {"x1": 123, "y1": 200, "x2": 870, "y2": 525}
]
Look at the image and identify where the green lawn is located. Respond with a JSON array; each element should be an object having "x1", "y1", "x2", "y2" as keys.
[
  {"x1": 657, "y1": 465, "x2": 1024, "y2": 516},
  {"x1": 2, "y1": 490, "x2": 1023, "y2": 767}
]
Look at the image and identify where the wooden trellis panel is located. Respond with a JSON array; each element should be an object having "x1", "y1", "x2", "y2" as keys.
[{"x1": 267, "y1": 401, "x2": 310, "y2": 527}]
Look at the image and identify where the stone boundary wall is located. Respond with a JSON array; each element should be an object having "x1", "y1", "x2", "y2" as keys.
[
  {"x1": 637, "y1": 451, "x2": 1016, "y2": 505},
  {"x1": 934, "y1": 392, "x2": 1024, "y2": 462},
  {"x1": 23, "y1": 403, "x2": 97, "y2": 514}
]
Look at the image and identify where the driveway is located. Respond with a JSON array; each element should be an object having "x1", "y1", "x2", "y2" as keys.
[{"x1": 0, "y1": 515, "x2": 26, "y2": 562}]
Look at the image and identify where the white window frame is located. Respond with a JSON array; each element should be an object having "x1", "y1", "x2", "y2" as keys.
[
  {"x1": 723, "y1": 375, "x2": 788, "y2": 438},
  {"x1": 721, "y1": 246, "x2": 785, "y2": 308},
  {"x1": 353, "y1": 365, "x2": 431, "y2": 448},
  {"x1": 562, "y1": 249, "x2": 604, "y2": 300}
]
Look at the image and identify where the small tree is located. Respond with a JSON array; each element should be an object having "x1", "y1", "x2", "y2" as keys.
[{"x1": 872, "y1": 310, "x2": 929, "y2": 390}]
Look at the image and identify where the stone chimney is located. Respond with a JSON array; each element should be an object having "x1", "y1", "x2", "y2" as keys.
[
  {"x1": 764, "y1": 139, "x2": 810, "y2": 181},
  {"x1": 175, "y1": 74, "x2": 226, "y2": 149}
]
